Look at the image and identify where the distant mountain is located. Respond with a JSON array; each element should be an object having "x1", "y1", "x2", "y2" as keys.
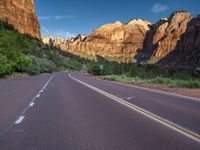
[
  {"x1": 43, "y1": 19, "x2": 152, "y2": 62},
  {"x1": 0, "y1": 0, "x2": 41, "y2": 39},
  {"x1": 43, "y1": 11, "x2": 200, "y2": 69}
]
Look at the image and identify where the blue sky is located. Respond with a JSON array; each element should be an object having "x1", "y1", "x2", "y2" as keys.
[{"x1": 34, "y1": 0, "x2": 200, "y2": 38}]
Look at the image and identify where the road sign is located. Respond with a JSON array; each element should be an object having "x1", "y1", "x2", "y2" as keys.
[
  {"x1": 99, "y1": 64, "x2": 104, "y2": 75},
  {"x1": 100, "y1": 64, "x2": 104, "y2": 70}
]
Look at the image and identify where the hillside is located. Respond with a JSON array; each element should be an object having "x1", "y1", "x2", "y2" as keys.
[{"x1": 0, "y1": 22, "x2": 89, "y2": 76}]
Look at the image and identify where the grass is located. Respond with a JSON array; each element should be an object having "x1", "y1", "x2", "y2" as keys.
[
  {"x1": 0, "y1": 72, "x2": 29, "y2": 81},
  {"x1": 102, "y1": 75, "x2": 200, "y2": 88}
]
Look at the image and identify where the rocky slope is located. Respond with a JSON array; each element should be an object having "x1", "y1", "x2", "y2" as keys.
[
  {"x1": 158, "y1": 15, "x2": 200, "y2": 69},
  {"x1": 0, "y1": 0, "x2": 41, "y2": 39},
  {"x1": 139, "y1": 11, "x2": 192, "y2": 63},
  {"x1": 43, "y1": 11, "x2": 200, "y2": 68}
]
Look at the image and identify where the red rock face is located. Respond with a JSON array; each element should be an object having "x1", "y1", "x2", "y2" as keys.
[
  {"x1": 136, "y1": 11, "x2": 193, "y2": 64},
  {"x1": 43, "y1": 19, "x2": 152, "y2": 62},
  {"x1": 42, "y1": 11, "x2": 200, "y2": 68},
  {"x1": 158, "y1": 16, "x2": 200, "y2": 69},
  {"x1": 0, "y1": 0, "x2": 41, "y2": 39},
  {"x1": 152, "y1": 12, "x2": 192, "y2": 59},
  {"x1": 139, "y1": 11, "x2": 192, "y2": 63}
]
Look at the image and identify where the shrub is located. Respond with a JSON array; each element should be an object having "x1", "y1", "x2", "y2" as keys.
[
  {"x1": 0, "y1": 56, "x2": 12, "y2": 76},
  {"x1": 0, "y1": 46, "x2": 32, "y2": 73},
  {"x1": 103, "y1": 74, "x2": 200, "y2": 88},
  {"x1": 15, "y1": 54, "x2": 32, "y2": 71},
  {"x1": 88, "y1": 63, "x2": 100, "y2": 75},
  {"x1": 24, "y1": 56, "x2": 57, "y2": 75}
]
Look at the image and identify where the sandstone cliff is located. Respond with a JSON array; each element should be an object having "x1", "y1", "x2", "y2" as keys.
[
  {"x1": 137, "y1": 11, "x2": 192, "y2": 63},
  {"x1": 43, "y1": 19, "x2": 152, "y2": 61},
  {"x1": 158, "y1": 15, "x2": 200, "y2": 69},
  {"x1": 0, "y1": 0, "x2": 41, "y2": 39},
  {"x1": 150, "y1": 11, "x2": 191, "y2": 61},
  {"x1": 42, "y1": 11, "x2": 200, "y2": 68}
]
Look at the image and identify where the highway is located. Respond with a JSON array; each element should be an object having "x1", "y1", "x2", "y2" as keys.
[{"x1": 0, "y1": 72, "x2": 199, "y2": 150}]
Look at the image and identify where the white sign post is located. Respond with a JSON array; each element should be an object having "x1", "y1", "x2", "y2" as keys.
[{"x1": 99, "y1": 64, "x2": 104, "y2": 75}]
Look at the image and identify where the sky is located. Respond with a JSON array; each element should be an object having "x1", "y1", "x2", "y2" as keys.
[{"x1": 34, "y1": 0, "x2": 200, "y2": 39}]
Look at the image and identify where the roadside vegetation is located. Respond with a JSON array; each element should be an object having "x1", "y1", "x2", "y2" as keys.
[
  {"x1": 0, "y1": 21, "x2": 89, "y2": 77},
  {"x1": 87, "y1": 56, "x2": 200, "y2": 88},
  {"x1": 102, "y1": 75, "x2": 200, "y2": 88}
]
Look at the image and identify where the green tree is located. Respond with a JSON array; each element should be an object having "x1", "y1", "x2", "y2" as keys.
[{"x1": 0, "y1": 56, "x2": 12, "y2": 76}]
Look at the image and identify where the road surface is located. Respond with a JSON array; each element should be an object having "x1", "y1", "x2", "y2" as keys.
[{"x1": 0, "y1": 72, "x2": 199, "y2": 150}]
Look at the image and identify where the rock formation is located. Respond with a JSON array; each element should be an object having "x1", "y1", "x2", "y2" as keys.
[
  {"x1": 43, "y1": 19, "x2": 152, "y2": 62},
  {"x1": 43, "y1": 11, "x2": 200, "y2": 68},
  {"x1": 151, "y1": 11, "x2": 192, "y2": 61},
  {"x1": 158, "y1": 15, "x2": 200, "y2": 69},
  {"x1": 0, "y1": 0, "x2": 41, "y2": 39},
  {"x1": 137, "y1": 11, "x2": 192, "y2": 63}
]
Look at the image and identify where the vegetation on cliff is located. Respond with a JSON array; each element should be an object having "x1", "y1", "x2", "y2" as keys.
[{"x1": 0, "y1": 22, "x2": 88, "y2": 76}]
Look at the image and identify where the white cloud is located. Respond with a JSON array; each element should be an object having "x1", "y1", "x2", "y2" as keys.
[
  {"x1": 53, "y1": 30, "x2": 76, "y2": 39},
  {"x1": 54, "y1": 15, "x2": 78, "y2": 20},
  {"x1": 41, "y1": 26, "x2": 75, "y2": 39},
  {"x1": 41, "y1": 26, "x2": 50, "y2": 34},
  {"x1": 151, "y1": 3, "x2": 168, "y2": 13},
  {"x1": 38, "y1": 15, "x2": 78, "y2": 20},
  {"x1": 38, "y1": 16, "x2": 52, "y2": 20}
]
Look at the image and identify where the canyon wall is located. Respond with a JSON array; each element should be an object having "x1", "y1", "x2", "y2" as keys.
[
  {"x1": 139, "y1": 11, "x2": 192, "y2": 63},
  {"x1": 43, "y1": 11, "x2": 200, "y2": 68},
  {"x1": 44, "y1": 19, "x2": 152, "y2": 61},
  {"x1": 0, "y1": 0, "x2": 41, "y2": 39},
  {"x1": 158, "y1": 15, "x2": 200, "y2": 69}
]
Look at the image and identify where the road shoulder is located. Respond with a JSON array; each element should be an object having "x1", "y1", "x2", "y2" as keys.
[{"x1": 83, "y1": 73, "x2": 200, "y2": 99}]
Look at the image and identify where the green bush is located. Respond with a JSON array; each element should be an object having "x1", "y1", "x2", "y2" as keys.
[
  {"x1": 88, "y1": 63, "x2": 100, "y2": 75},
  {"x1": 88, "y1": 63, "x2": 113, "y2": 75},
  {"x1": 15, "y1": 54, "x2": 32, "y2": 71},
  {"x1": 64, "y1": 59, "x2": 82, "y2": 71},
  {"x1": 23, "y1": 56, "x2": 57, "y2": 75},
  {"x1": 0, "y1": 56, "x2": 12, "y2": 76}
]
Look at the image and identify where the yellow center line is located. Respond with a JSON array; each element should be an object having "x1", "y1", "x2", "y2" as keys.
[{"x1": 68, "y1": 73, "x2": 200, "y2": 143}]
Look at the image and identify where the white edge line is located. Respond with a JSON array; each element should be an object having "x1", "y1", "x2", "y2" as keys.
[
  {"x1": 14, "y1": 75, "x2": 55, "y2": 126},
  {"x1": 90, "y1": 75, "x2": 200, "y2": 102},
  {"x1": 29, "y1": 102, "x2": 35, "y2": 107},
  {"x1": 69, "y1": 73, "x2": 200, "y2": 143},
  {"x1": 15, "y1": 116, "x2": 25, "y2": 125}
]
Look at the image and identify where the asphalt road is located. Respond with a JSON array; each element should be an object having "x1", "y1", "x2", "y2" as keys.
[{"x1": 0, "y1": 72, "x2": 199, "y2": 150}]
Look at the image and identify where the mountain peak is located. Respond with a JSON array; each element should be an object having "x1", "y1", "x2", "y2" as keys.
[
  {"x1": 114, "y1": 21, "x2": 123, "y2": 25},
  {"x1": 127, "y1": 18, "x2": 152, "y2": 25},
  {"x1": 127, "y1": 18, "x2": 152, "y2": 31}
]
